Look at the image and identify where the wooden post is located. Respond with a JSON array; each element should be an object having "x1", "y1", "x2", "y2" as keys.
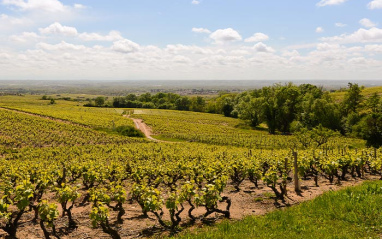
[
  {"x1": 284, "y1": 157, "x2": 288, "y2": 196},
  {"x1": 293, "y1": 150, "x2": 301, "y2": 193}
]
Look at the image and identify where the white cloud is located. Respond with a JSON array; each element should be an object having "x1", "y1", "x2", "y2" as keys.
[
  {"x1": 209, "y1": 28, "x2": 242, "y2": 44},
  {"x1": 368, "y1": 0, "x2": 382, "y2": 9},
  {"x1": 230, "y1": 49, "x2": 251, "y2": 55},
  {"x1": 282, "y1": 50, "x2": 300, "y2": 58},
  {"x1": 9, "y1": 31, "x2": 41, "y2": 43},
  {"x1": 192, "y1": 27, "x2": 211, "y2": 34},
  {"x1": 321, "y1": 27, "x2": 382, "y2": 43},
  {"x1": 316, "y1": 43, "x2": 341, "y2": 51},
  {"x1": 39, "y1": 22, "x2": 78, "y2": 36},
  {"x1": 2, "y1": 0, "x2": 67, "y2": 12},
  {"x1": 335, "y1": 22, "x2": 347, "y2": 27},
  {"x1": 0, "y1": 13, "x2": 32, "y2": 30},
  {"x1": 359, "y1": 18, "x2": 377, "y2": 28},
  {"x1": 365, "y1": 44, "x2": 382, "y2": 52},
  {"x1": 73, "y1": 3, "x2": 86, "y2": 9},
  {"x1": 173, "y1": 55, "x2": 192, "y2": 64},
  {"x1": 348, "y1": 57, "x2": 368, "y2": 64},
  {"x1": 244, "y1": 33, "x2": 269, "y2": 43},
  {"x1": 252, "y1": 42, "x2": 275, "y2": 53},
  {"x1": 191, "y1": 0, "x2": 200, "y2": 4},
  {"x1": 111, "y1": 39, "x2": 140, "y2": 53},
  {"x1": 316, "y1": 27, "x2": 324, "y2": 33},
  {"x1": 165, "y1": 44, "x2": 213, "y2": 55},
  {"x1": 79, "y1": 31, "x2": 123, "y2": 41},
  {"x1": 37, "y1": 41, "x2": 86, "y2": 51},
  {"x1": 316, "y1": 0, "x2": 348, "y2": 7}
]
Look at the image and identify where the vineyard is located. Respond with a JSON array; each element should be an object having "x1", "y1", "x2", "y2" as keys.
[
  {"x1": 132, "y1": 109, "x2": 365, "y2": 149},
  {"x1": 0, "y1": 95, "x2": 381, "y2": 238},
  {"x1": 0, "y1": 95, "x2": 134, "y2": 129}
]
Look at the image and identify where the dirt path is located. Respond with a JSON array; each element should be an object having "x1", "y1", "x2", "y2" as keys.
[{"x1": 124, "y1": 115, "x2": 165, "y2": 142}]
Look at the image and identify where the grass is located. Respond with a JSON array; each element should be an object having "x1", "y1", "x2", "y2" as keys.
[{"x1": 173, "y1": 181, "x2": 382, "y2": 239}]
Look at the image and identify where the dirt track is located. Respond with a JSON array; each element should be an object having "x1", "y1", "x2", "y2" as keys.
[{"x1": 124, "y1": 115, "x2": 164, "y2": 142}]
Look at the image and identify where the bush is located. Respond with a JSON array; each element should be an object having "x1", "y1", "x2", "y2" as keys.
[{"x1": 115, "y1": 126, "x2": 144, "y2": 138}]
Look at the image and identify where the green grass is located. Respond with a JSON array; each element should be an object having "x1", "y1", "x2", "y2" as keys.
[{"x1": 173, "y1": 181, "x2": 382, "y2": 239}]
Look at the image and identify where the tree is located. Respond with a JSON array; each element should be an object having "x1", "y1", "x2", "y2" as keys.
[
  {"x1": 112, "y1": 97, "x2": 126, "y2": 108},
  {"x1": 354, "y1": 113, "x2": 382, "y2": 148},
  {"x1": 190, "y1": 96, "x2": 206, "y2": 112},
  {"x1": 138, "y1": 93, "x2": 152, "y2": 102},
  {"x1": 95, "y1": 97, "x2": 105, "y2": 107},
  {"x1": 341, "y1": 83, "x2": 363, "y2": 116},
  {"x1": 125, "y1": 94, "x2": 137, "y2": 101},
  {"x1": 175, "y1": 97, "x2": 191, "y2": 111},
  {"x1": 236, "y1": 97, "x2": 263, "y2": 127},
  {"x1": 366, "y1": 92, "x2": 381, "y2": 113},
  {"x1": 311, "y1": 97, "x2": 342, "y2": 131},
  {"x1": 261, "y1": 84, "x2": 300, "y2": 134}
]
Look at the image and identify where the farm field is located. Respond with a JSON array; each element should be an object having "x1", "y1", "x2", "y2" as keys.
[
  {"x1": 2, "y1": 0, "x2": 382, "y2": 237},
  {"x1": 131, "y1": 109, "x2": 365, "y2": 149},
  {"x1": 0, "y1": 94, "x2": 381, "y2": 239},
  {"x1": 0, "y1": 95, "x2": 134, "y2": 129}
]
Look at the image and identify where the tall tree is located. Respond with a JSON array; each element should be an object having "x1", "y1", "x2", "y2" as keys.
[{"x1": 341, "y1": 83, "x2": 363, "y2": 116}]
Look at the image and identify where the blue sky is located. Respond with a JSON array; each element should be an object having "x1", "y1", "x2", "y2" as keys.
[{"x1": 0, "y1": 0, "x2": 382, "y2": 80}]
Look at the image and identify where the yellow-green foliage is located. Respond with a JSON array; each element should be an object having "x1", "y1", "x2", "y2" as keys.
[
  {"x1": 330, "y1": 86, "x2": 382, "y2": 102},
  {"x1": 0, "y1": 109, "x2": 141, "y2": 148},
  {"x1": 133, "y1": 109, "x2": 364, "y2": 149},
  {"x1": 0, "y1": 95, "x2": 134, "y2": 128}
]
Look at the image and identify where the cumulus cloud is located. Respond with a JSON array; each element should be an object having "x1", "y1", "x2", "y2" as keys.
[
  {"x1": 316, "y1": 43, "x2": 341, "y2": 51},
  {"x1": 191, "y1": 0, "x2": 200, "y2": 4},
  {"x1": 252, "y1": 42, "x2": 275, "y2": 53},
  {"x1": 192, "y1": 27, "x2": 211, "y2": 34},
  {"x1": 209, "y1": 28, "x2": 242, "y2": 44},
  {"x1": 316, "y1": 0, "x2": 348, "y2": 7},
  {"x1": 244, "y1": 33, "x2": 269, "y2": 43},
  {"x1": 39, "y1": 22, "x2": 78, "y2": 36},
  {"x1": 321, "y1": 27, "x2": 382, "y2": 43},
  {"x1": 79, "y1": 31, "x2": 123, "y2": 41},
  {"x1": 73, "y1": 3, "x2": 86, "y2": 9},
  {"x1": 37, "y1": 41, "x2": 86, "y2": 51},
  {"x1": 2, "y1": 0, "x2": 67, "y2": 12},
  {"x1": 0, "y1": 13, "x2": 32, "y2": 30},
  {"x1": 368, "y1": 0, "x2": 382, "y2": 9},
  {"x1": 9, "y1": 31, "x2": 41, "y2": 43},
  {"x1": 165, "y1": 44, "x2": 213, "y2": 55},
  {"x1": 111, "y1": 39, "x2": 140, "y2": 53},
  {"x1": 173, "y1": 55, "x2": 192, "y2": 64},
  {"x1": 359, "y1": 18, "x2": 377, "y2": 28},
  {"x1": 316, "y1": 27, "x2": 324, "y2": 33},
  {"x1": 335, "y1": 23, "x2": 347, "y2": 27},
  {"x1": 365, "y1": 44, "x2": 382, "y2": 52},
  {"x1": 282, "y1": 50, "x2": 300, "y2": 58}
]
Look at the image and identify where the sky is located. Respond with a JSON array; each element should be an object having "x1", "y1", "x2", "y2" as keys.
[{"x1": 0, "y1": 0, "x2": 382, "y2": 81}]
